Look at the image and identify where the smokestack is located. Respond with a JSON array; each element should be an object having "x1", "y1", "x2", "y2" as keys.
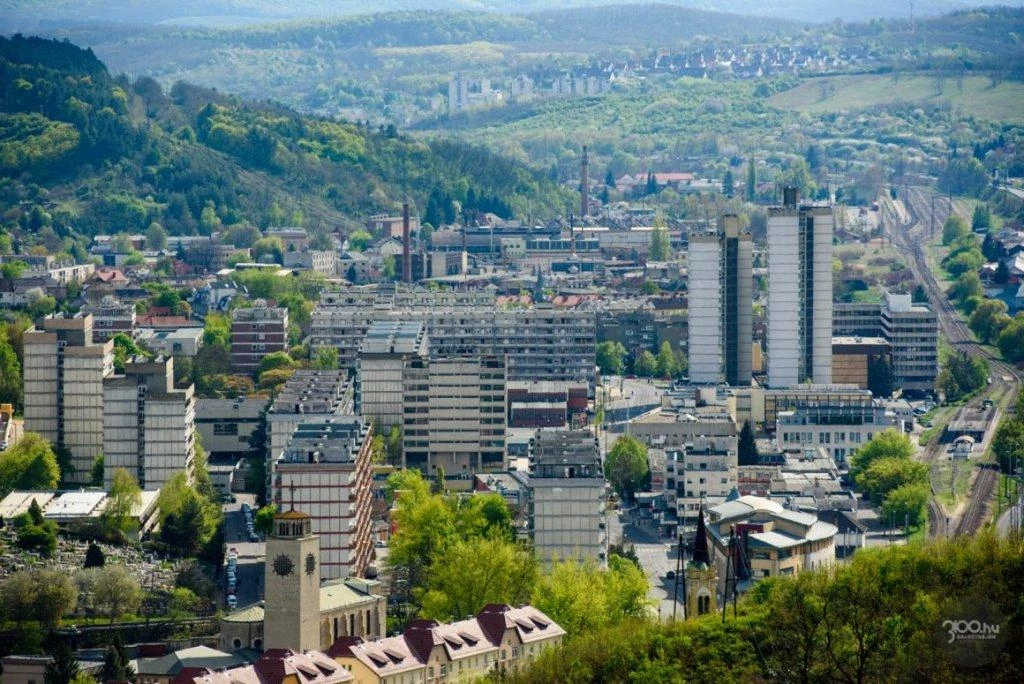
[
  {"x1": 580, "y1": 145, "x2": 589, "y2": 219},
  {"x1": 783, "y1": 186, "x2": 799, "y2": 208},
  {"x1": 402, "y1": 202, "x2": 412, "y2": 283}
]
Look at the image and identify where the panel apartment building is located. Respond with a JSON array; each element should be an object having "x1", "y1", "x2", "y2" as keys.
[
  {"x1": 309, "y1": 287, "x2": 595, "y2": 388},
  {"x1": 103, "y1": 357, "x2": 197, "y2": 489},
  {"x1": 767, "y1": 189, "x2": 834, "y2": 388},
  {"x1": 688, "y1": 214, "x2": 753, "y2": 386},
  {"x1": 355, "y1": 320, "x2": 428, "y2": 429},
  {"x1": 402, "y1": 355, "x2": 507, "y2": 474},
  {"x1": 833, "y1": 291, "x2": 938, "y2": 394},
  {"x1": 266, "y1": 370, "x2": 355, "y2": 472},
  {"x1": 526, "y1": 430, "x2": 607, "y2": 567},
  {"x1": 271, "y1": 416, "x2": 373, "y2": 580},
  {"x1": 231, "y1": 302, "x2": 289, "y2": 374},
  {"x1": 23, "y1": 314, "x2": 113, "y2": 485}
]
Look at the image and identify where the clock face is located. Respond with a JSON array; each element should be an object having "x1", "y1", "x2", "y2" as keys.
[
  {"x1": 273, "y1": 553, "x2": 295, "y2": 577},
  {"x1": 305, "y1": 553, "x2": 316, "y2": 576}
]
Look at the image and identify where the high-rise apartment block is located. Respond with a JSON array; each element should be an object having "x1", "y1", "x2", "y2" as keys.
[
  {"x1": 663, "y1": 436, "x2": 738, "y2": 539},
  {"x1": 102, "y1": 357, "x2": 196, "y2": 489},
  {"x1": 267, "y1": 370, "x2": 354, "y2": 474},
  {"x1": 355, "y1": 321, "x2": 427, "y2": 429},
  {"x1": 526, "y1": 430, "x2": 607, "y2": 566},
  {"x1": 688, "y1": 214, "x2": 752, "y2": 386},
  {"x1": 231, "y1": 302, "x2": 289, "y2": 374},
  {"x1": 833, "y1": 292, "x2": 938, "y2": 393},
  {"x1": 23, "y1": 314, "x2": 113, "y2": 484},
  {"x1": 271, "y1": 417, "x2": 373, "y2": 581},
  {"x1": 309, "y1": 288, "x2": 595, "y2": 388},
  {"x1": 767, "y1": 189, "x2": 834, "y2": 388},
  {"x1": 402, "y1": 355, "x2": 507, "y2": 474}
]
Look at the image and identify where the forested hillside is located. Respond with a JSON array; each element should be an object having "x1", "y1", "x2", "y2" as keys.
[{"x1": 0, "y1": 35, "x2": 572, "y2": 250}]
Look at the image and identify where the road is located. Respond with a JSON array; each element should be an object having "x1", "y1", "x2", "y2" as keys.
[
  {"x1": 880, "y1": 188, "x2": 1021, "y2": 536},
  {"x1": 222, "y1": 493, "x2": 266, "y2": 609},
  {"x1": 608, "y1": 505, "x2": 685, "y2": 620}
]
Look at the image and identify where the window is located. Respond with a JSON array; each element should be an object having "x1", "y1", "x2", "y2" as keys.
[
  {"x1": 512, "y1": 646, "x2": 520, "y2": 659},
  {"x1": 440, "y1": 664, "x2": 447, "y2": 677}
]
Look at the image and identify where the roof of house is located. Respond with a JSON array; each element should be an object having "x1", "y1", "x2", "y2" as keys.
[
  {"x1": 135, "y1": 646, "x2": 245, "y2": 676},
  {"x1": 179, "y1": 650, "x2": 352, "y2": 684}
]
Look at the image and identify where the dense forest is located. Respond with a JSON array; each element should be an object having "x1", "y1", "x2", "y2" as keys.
[{"x1": 0, "y1": 35, "x2": 573, "y2": 251}]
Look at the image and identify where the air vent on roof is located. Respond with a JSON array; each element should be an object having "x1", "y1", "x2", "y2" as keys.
[{"x1": 457, "y1": 631, "x2": 478, "y2": 645}]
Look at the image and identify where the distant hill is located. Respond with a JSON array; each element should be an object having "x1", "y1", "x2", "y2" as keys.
[
  {"x1": 0, "y1": 34, "x2": 572, "y2": 245},
  {"x1": 0, "y1": 0, "x2": 985, "y2": 31}
]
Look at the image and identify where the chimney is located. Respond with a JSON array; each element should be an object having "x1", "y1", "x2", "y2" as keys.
[
  {"x1": 580, "y1": 145, "x2": 589, "y2": 219},
  {"x1": 402, "y1": 202, "x2": 412, "y2": 283},
  {"x1": 783, "y1": 186, "x2": 799, "y2": 208}
]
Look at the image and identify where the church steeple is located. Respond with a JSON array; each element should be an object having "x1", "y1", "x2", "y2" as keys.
[{"x1": 691, "y1": 505, "x2": 710, "y2": 566}]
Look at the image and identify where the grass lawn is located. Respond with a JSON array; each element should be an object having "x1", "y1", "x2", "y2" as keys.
[{"x1": 769, "y1": 74, "x2": 1024, "y2": 123}]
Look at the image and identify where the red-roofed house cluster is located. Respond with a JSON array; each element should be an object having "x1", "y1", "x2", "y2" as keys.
[
  {"x1": 173, "y1": 649, "x2": 353, "y2": 684},
  {"x1": 326, "y1": 604, "x2": 565, "y2": 683}
]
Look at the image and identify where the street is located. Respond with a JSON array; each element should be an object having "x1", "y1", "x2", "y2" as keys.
[
  {"x1": 222, "y1": 493, "x2": 266, "y2": 609},
  {"x1": 608, "y1": 505, "x2": 685, "y2": 620}
]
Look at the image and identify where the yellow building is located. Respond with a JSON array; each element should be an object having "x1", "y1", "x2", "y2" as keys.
[{"x1": 329, "y1": 604, "x2": 565, "y2": 683}]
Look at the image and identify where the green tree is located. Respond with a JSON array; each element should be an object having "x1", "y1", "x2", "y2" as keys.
[
  {"x1": 722, "y1": 168, "x2": 735, "y2": 198},
  {"x1": 971, "y1": 204, "x2": 991, "y2": 233},
  {"x1": 746, "y1": 157, "x2": 757, "y2": 201},
  {"x1": 738, "y1": 420, "x2": 758, "y2": 466},
  {"x1": 44, "y1": 642, "x2": 81, "y2": 684},
  {"x1": 254, "y1": 504, "x2": 276, "y2": 535},
  {"x1": 0, "y1": 571, "x2": 38, "y2": 627},
  {"x1": 0, "y1": 326, "x2": 23, "y2": 410},
  {"x1": 941, "y1": 215, "x2": 971, "y2": 246},
  {"x1": 997, "y1": 314, "x2": 1024, "y2": 363},
  {"x1": 32, "y1": 569, "x2": 76, "y2": 628},
  {"x1": 634, "y1": 350, "x2": 657, "y2": 377},
  {"x1": 84, "y1": 541, "x2": 105, "y2": 568},
  {"x1": 100, "y1": 637, "x2": 135, "y2": 684},
  {"x1": 312, "y1": 346, "x2": 339, "y2": 370},
  {"x1": 968, "y1": 299, "x2": 1009, "y2": 343},
  {"x1": 656, "y1": 341, "x2": 678, "y2": 377},
  {"x1": 89, "y1": 454, "x2": 104, "y2": 486},
  {"x1": 168, "y1": 587, "x2": 201, "y2": 618},
  {"x1": 257, "y1": 351, "x2": 294, "y2": 375},
  {"x1": 949, "y1": 271, "x2": 982, "y2": 302},
  {"x1": 92, "y1": 564, "x2": 141, "y2": 624},
  {"x1": 347, "y1": 230, "x2": 373, "y2": 251},
  {"x1": 639, "y1": 279, "x2": 660, "y2": 295},
  {"x1": 251, "y1": 236, "x2": 284, "y2": 264},
  {"x1": 101, "y1": 468, "x2": 142, "y2": 538},
  {"x1": 145, "y1": 221, "x2": 168, "y2": 250},
  {"x1": 0, "y1": 433, "x2": 60, "y2": 497},
  {"x1": 867, "y1": 355, "x2": 895, "y2": 398},
  {"x1": 856, "y1": 457, "x2": 928, "y2": 504},
  {"x1": 881, "y1": 482, "x2": 929, "y2": 528},
  {"x1": 418, "y1": 535, "x2": 537, "y2": 622},
  {"x1": 532, "y1": 556, "x2": 651, "y2": 637},
  {"x1": 605, "y1": 435, "x2": 650, "y2": 501},
  {"x1": 381, "y1": 255, "x2": 396, "y2": 281},
  {"x1": 648, "y1": 221, "x2": 671, "y2": 261},
  {"x1": 850, "y1": 430, "x2": 914, "y2": 478},
  {"x1": 201, "y1": 312, "x2": 231, "y2": 349},
  {"x1": 992, "y1": 417, "x2": 1024, "y2": 474},
  {"x1": 938, "y1": 156, "x2": 989, "y2": 196},
  {"x1": 596, "y1": 341, "x2": 627, "y2": 376}
]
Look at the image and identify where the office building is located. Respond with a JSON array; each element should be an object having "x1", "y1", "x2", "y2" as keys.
[
  {"x1": 356, "y1": 321, "x2": 428, "y2": 429},
  {"x1": 663, "y1": 436, "x2": 738, "y2": 538},
  {"x1": 231, "y1": 302, "x2": 289, "y2": 374},
  {"x1": 195, "y1": 397, "x2": 268, "y2": 459},
  {"x1": 767, "y1": 189, "x2": 834, "y2": 388},
  {"x1": 402, "y1": 355, "x2": 507, "y2": 474},
  {"x1": 833, "y1": 292, "x2": 938, "y2": 393},
  {"x1": 831, "y1": 337, "x2": 891, "y2": 390},
  {"x1": 103, "y1": 357, "x2": 197, "y2": 489},
  {"x1": 83, "y1": 296, "x2": 135, "y2": 341},
  {"x1": 688, "y1": 214, "x2": 753, "y2": 386},
  {"x1": 271, "y1": 417, "x2": 373, "y2": 581},
  {"x1": 23, "y1": 314, "x2": 113, "y2": 484},
  {"x1": 526, "y1": 430, "x2": 607, "y2": 566},
  {"x1": 704, "y1": 494, "x2": 836, "y2": 594},
  {"x1": 773, "y1": 388, "x2": 899, "y2": 463}
]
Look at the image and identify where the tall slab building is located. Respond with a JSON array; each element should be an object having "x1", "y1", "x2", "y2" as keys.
[
  {"x1": 767, "y1": 189, "x2": 834, "y2": 388},
  {"x1": 688, "y1": 214, "x2": 753, "y2": 386}
]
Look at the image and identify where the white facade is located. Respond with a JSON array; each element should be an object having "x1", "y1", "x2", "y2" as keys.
[
  {"x1": 768, "y1": 200, "x2": 833, "y2": 388},
  {"x1": 270, "y1": 418, "x2": 373, "y2": 580},
  {"x1": 688, "y1": 234, "x2": 723, "y2": 384},
  {"x1": 23, "y1": 315, "x2": 113, "y2": 484},
  {"x1": 356, "y1": 321, "x2": 427, "y2": 429},
  {"x1": 103, "y1": 358, "x2": 196, "y2": 489},
  {"x1": 664, "y1": 436, "x2": 738, "y2": 536},
  {"x1": 776, "y1": 404, "x2": 898, "y2": 464}
]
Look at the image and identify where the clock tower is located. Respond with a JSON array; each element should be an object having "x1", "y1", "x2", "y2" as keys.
[{"x1": 264, "y1": 509, "x2": 320, "y2": 652}]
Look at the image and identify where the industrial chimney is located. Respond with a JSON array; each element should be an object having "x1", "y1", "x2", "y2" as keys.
[
  {"x1": 402, "y1": 202, "x2": 412, "y2": 283},
  {"x1": 580, "y1": 145, "x2": 590, "y2": 219}
]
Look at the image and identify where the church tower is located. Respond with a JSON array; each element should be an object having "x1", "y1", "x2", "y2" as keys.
[
  {"x1": 686, "y1": 506, "x2": 718, "y2": 617},
  {"x1": 264, "y1": 509, "x2": 320, "y2": 651}
]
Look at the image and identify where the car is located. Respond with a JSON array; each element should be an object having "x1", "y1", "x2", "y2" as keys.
[
  {"x1": 665, "y1": 571, "x2": 676, "y2": 580},
  {"x1": 227, "y1": 595, "x2": 237, "y2": 609},
  {"x1": 249, "y1": 533, "x2": 260, "y2": 542},
  {"x1": 374, "y1": 540, "x2": 387, "y2": 548}
]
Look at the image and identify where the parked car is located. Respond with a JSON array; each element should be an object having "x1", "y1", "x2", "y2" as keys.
[{"x1": 227, "y1": 595, "x2": 237, "y2": 609}]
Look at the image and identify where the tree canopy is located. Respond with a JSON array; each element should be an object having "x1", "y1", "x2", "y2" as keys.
[{"x1": 605, "y1": 435, "x2": 650, "y2": 501}]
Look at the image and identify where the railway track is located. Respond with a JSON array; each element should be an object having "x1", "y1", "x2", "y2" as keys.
[{"x1": 880, "y1": 187, "x2": 1021, "y2": 537}]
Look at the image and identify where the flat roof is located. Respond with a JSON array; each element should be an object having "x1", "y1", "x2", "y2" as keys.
[
  {"x1": 0, "y1": 491, "x2": 56, "y2": 519},
  {"x1": 44, "y1": 491, "x2": 107, "y2": 518}
]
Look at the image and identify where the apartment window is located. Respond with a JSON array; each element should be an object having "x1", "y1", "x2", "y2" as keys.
[
  {"x1": 512, "y1": 646, "x2": 520, "y2": 659},
  {"x1": 440, "y1": 664, "x2": 447, "y2": 677}
]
